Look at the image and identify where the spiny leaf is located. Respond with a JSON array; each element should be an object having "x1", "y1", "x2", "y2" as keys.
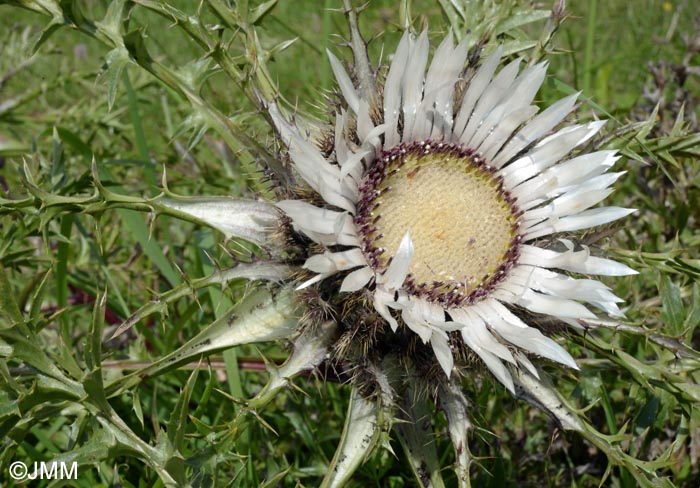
[
  {"x1": 98, "y1": 48, "x2": 131, "y2": 111},
  {"x1": 167, "y1": 367, "x2": 199, "y2": 452},
  {"x1": 321, "y1": 387, "x2": 380, "y2": 488},
  {"x1": 439, "y1": 382, "x2": 472, "y2": 488},
  {"x1": 113, "y1": 261, "x2": 290, "y2": 338},
  {"x1": 396, "y1": 379, "x2": 446, "y2": 488},
  {"x1": 110, "y1": 286, "x2": 299, "y2": 385},
  {"x1": 50, "y1": 427, "x2": 117, "y2": 465},
  {"x1": 94, "y1": 0, "x2": 127, "y2": 46},
  {"x1": 248, "y1": 321, "x2": 336, "y2": 410},
  {"x1": 515, "y1": 370, "x2": 584, "y2": 431}
]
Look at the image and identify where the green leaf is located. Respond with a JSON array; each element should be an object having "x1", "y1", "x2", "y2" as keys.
[
  {"x1": 0, "y1": 138, "x2": 31, "y2": 157},
  {"x1": 634, "y1": 396, "x2": 660, "y2": 430},
  {"x1": 51, "y1": 427, "x2": 117, "y2": 465},
  {"x1": 55, "y1": 214, "x2": 72, "y2": 337},
  {"x1": 0, "y1": 264, "x2": 24, "y2": 328},
  {"x1": 0, "y1": 339, "x2": 13, "y2": 358},
  {"x1": 684, "y1": 285, "x2": 700, "y2": 341},
  {"x1": 85, "y1": 289, "x2": 106, "y2": 372},
  {"x1": 495, "y1": 9, "x2": 550, "y2": 34},
  {"x1": 660, "y1": 276, "x2": 684, "y2": 335},
  {"x1": 167, "y1": 367, "x2": 198, "y2": 452},
  {"x1": 33, "y1": 18, "x2": 64, "y2": 53},
  {"x1": 98, "y1": 48, "x2": 131, "y2": 110},
  {"x1": 438, "y1": 0, "x2": 466, "y2": 33},
  {"x1": 118, "y1": 208, "x2": 180, "y2": 288},
  {"x1": 94, "y1": 0, "x2": 126, "y2": 46},
  {"x1": 250, "y1": 0, "x2": 277, "y2": 25},
  {"x1": 28, "y1": 268, "x2": 52, "y2": 324},
  {"x1": 131, "y1": 391, "x2": 145, "y2": 430}
]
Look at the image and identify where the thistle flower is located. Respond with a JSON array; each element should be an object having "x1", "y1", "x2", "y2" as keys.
[
  {"x1": 171, "y1": 25, "x2": 636, "y2": 486},
  {"x1": 271, "y1": 31, "x2": 635, "y2": 377}
]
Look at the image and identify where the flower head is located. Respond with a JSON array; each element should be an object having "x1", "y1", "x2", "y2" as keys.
[
  {"x1": 115, "y1": 25, "x2": 638, "y2": 480},
  {"x1": 271, "y1": 29, "x2": 636, "y2": 395}
]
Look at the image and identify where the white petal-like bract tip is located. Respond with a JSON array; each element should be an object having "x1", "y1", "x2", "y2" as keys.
[
  {"x1": 382, "y1": 230, "x2": 414, "y2": 290},
  {"x1": 431, "y1": 331, "x2": 454, "y2": 377},
  {"x1": 327, "y1": 49, "x2": 360, "y2": 114},
  {"x1": 340, "y1": 266, "x2": 374, "y2": 293}
]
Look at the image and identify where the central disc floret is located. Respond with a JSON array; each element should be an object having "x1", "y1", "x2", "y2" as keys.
[{"x1": 355, "y1": 141, "x2": 521, "y2": 306}]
